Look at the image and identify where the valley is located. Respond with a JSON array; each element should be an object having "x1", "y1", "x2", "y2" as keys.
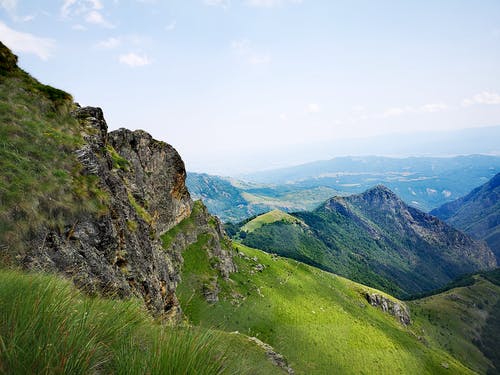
[
  {"x1": 0, "y1": 40, "x2": 499, "y2": 375},
  {"x1": 188, "y1": 155, "x2": 500, "y2": 223}
]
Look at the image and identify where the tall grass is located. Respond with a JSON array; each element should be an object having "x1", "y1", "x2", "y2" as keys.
[{"x1": 0, "y1": 270, "x2": 242, "y2": 375}]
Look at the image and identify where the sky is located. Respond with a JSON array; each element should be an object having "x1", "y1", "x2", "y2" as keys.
[{"x1": 1, "y1": 0, "x2": 500, "y2": 174}]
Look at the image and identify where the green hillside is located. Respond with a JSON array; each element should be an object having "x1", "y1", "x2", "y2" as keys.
[
  {"x1": 408, "y1": 269, "x2": 500, "y2": 375},
  {"x1": 237, "y1": 186, "x2": 496, "y2": 298},
  {"x1": 241, "y1": 209, "x2": 304, "y2": 232},
  {"x1": 175, "y1": 238, "x2": 481, "y2": 374},
  {"x1": 0, "y1": 42, "x2": 106, "y2": 260}
]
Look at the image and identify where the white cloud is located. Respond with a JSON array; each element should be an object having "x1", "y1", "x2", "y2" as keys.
[
  {"x1": 279, "y1": 113, "x2": 288, "y2": 121},
  {"x1": 1, "y1": 0, "x2": 36, "y2": 22},
  {"x1": 442, "y1": 190, "x2": 452, "y2": 198},
  {"x1": 246, "y1": 0, "x2": 303, "y2": 7},
  {"x1": 61, "y1": 0, "x2": 112, "y2": 28},
  {"x1": 462, "y1": 91, "x2": 500, "y2": 106},
  {"x1": 18, "y1": 14, "x2": 35, "y2": 22},
  {"x1": 0, "y1": 21, "x2": 55, "y2": 60},
  {"x1": 231, "y1": 39, "x2": 250, "y2": 54},
  {"x1": 61, "y1": 0, "x2": 78, "y2": 17},
  {"x1": 119, "y1": 52, "x2": 151, "y2": 67},
  {"x1": 165, "y1": 20, "x2": 176, "y2": 31},
  {"x1": 85, "y1": 10, "x2": 114, "y2": 28},
  {"x1": 0, "y1": 0, "x2": 17, "y2": 12},
  {"x1": 380, "y1": 103, "x2": 448, "y2": 118},
  {"x1": 420, "y1": 103, "x2": 448, "y2": 113},
  {"x1": 307, "y1": 103, "x2": 320, "y2": 113},
  {"x1": 204, "y1": 0, "x2": 230, "y2": 8},
  {"x1": 96, "y1": 36, "x2": 121, "y2": 49},
  {"x1": 382, "y1": 106, "x2": 413, "y2": 118}
]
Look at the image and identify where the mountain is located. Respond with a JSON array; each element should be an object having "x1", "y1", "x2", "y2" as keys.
[
  {"x1": 239, "y1": 155, "x2": 500, "y2": 212},
  {"x1": 187, "y1": 172, "x2": 339, "y2": 222},
  {"x1": 2, "y1": 41, "x2": 499, "y2": 374},
  {"x1": 236, "y1": 186, "x2": 496, "y2": 297},
  {"x1": 431, "y1": 173, "x2": 500, "y2": 261},
  {"x1": 188, "y1": 156, "x2": 500, "y2": 223}
]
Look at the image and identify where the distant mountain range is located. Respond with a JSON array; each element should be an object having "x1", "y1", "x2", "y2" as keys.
[
  {"x1": 431, "y1": 173, "x2": 500, "y2": 262},
  {"x1": 229, "y1": 185, "x2": 496, "y2": 298},
  {"x1": 2, "y1": 40, "x2": 499, "y2": 375},
  {"x1": 187, "y1": 155, "x2": 500, "y2": 222}
]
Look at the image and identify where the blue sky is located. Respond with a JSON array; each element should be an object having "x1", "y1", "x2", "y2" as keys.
[{"x1": 1, "y1": 0, "x2": 500, "y2": 174}]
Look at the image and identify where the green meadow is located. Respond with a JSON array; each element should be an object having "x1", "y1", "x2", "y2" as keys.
[{"x1": 176, "y1": 239, "x2": 475, "y2": 374}]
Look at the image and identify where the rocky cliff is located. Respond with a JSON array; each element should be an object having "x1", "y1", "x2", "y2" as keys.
[{"x1": 21, "y1": 105, "x2": 234, "y2": 317}]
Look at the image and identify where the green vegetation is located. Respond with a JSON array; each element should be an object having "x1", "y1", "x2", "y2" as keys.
[
  {"x1": 0, "y1": 43, "x2": 107, "y2": 258},
  {"x1": 127, "y1": 192, "x2": 153, "y2": 224},
  {"x1": 106, "y1": 144, "x2": 130, "y2": 171},
  {"x1": 241, "y1": 209, "x2": 303, "y2": 232},
  {"x1": 234, "y1": 187, "x2": 494, "y2": 299},
  {"x1": 176, "y1": 242, "x2": 475, "y2": 374},
  {"x1": 409, "y1": 273, "x2": 500, "y2": 374},
  {"x1": 186, "y1": 172, "x2": 339, "y2": 223},
  {"x1": 161, "y1": 200, "x2": 203, "y2": 249},
  {"x1": 240, "y1": 155, "x2": 500, "y2": 212},
  {"x1": 0, "y1": 269, "x2": 266, "y2": 375}
]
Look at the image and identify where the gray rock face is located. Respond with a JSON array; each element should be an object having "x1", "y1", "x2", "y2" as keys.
[
  {"x1": 108, "y1": 128, "x2": 192, "y2": 234},
  {"x1": 23, "y1": 106, "x2": 234, "y2": 318},
  {"x1": 365, "y1": 292, "x2": 411, "y2": 326}
]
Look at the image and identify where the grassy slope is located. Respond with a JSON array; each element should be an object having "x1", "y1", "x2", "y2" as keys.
[
  {"x1": 409, "y1": 273, "x2": 500, "y2": 374},
  {"x1": 176, "y1": 241, "x2": 475, "y2": 374},
  {"x1": 241, "y1": 209, "x2": 303, "y2": 232},
  {"x1": 0, "y1": 269, "x2": 275, "y2": 375},
  {"x1": 0, "y1": 43, "x2": 107, "y2": 260},
  {"x1": 240, "y1": 212, "x2": 408, "y2": 298}
]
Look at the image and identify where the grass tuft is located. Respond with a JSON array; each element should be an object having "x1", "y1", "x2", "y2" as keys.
[{"x1": 0, "y1": 269, "x2": 257, "y2": 375}]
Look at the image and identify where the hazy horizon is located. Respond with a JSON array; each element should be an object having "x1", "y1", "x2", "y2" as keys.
[
  {"x1": 188, "y1": 125, "x2": 500, "y2": 175},
  {"x1": 2, "y1": 1, "x2": 500, "y2": 175}
]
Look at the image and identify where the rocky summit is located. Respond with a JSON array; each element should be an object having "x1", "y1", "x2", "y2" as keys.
[{"x1": 21, "y1": 104, "x2": 234, "y2": 317}]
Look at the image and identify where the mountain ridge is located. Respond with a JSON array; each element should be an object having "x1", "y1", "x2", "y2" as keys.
[
  {"x1": 431, "y1": 173, "x2": 500, "y2": 261},
  {"x1": 236, "y1": 185, "x2": 496, "y2": 298}
]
